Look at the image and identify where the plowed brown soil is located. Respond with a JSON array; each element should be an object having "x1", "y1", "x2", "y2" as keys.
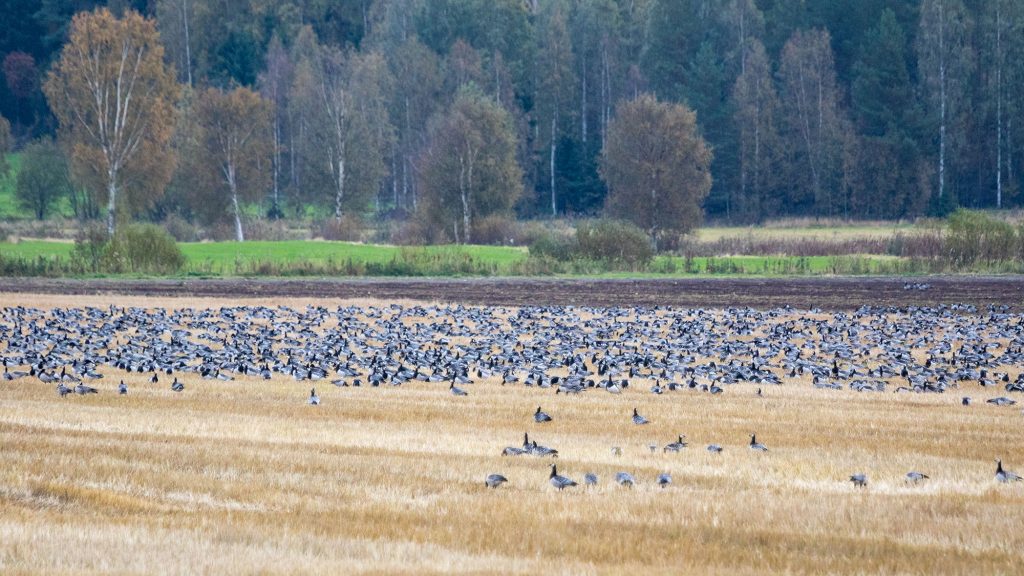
[{"x1": 0, "y1": 276, "x2": 1021, "y2": 309}]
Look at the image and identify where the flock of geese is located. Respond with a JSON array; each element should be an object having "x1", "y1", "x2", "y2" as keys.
[{"x1": 2, "y1": 301, "x2": 1022, "y2": 491}]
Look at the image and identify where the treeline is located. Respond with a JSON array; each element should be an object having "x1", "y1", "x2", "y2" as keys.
[{"x1": 1, "y1": 0, "x2": 1023, "y2": 237}]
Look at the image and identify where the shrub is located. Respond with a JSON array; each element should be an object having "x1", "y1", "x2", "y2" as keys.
[
  {"x1": 162, "y1": 214, "x2": 200, "y2": 242},
  {"x1": 575, "y1": 219, "x2": 653, "y2": 268},
  {"x1": 528, "y1": 232, "x2": 577, "y2": 261},
  {"x1": 71, "y1": 223, "x2": 185, "y2": 274},
  {"x1": 317, "y1": 215, "x2": 368, "y2": 242},
  {"x1": 70, "y1": 224, "x2": 109, "y2": 274},
  {"x1": 472, "y1": 215, "x2": 518, "y2": 246},
  {"x1": 944, "y1": 209, "x2": 1018, "y2": 266},
  {"x1": 248, "y1": 218, "x2": 308, "y2": 241},
  {"x1": 387, "y1": 218, "x2": 449, "y2": 246}
]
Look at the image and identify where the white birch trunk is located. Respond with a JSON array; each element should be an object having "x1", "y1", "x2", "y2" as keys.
[
  {"x1": 938, "y1": 0, "x2": 946, "y2": 200},
  {"x1": 106, "y1": 168, "x2": 117, "y2": 236},
  {"x1": 227, "y1": 165, "x2": 244, "y2": 242},
  {"x1": 550, "y1": 113, "x2": 557, "y2": 216},
  {"x1": 334, "y1": 150, "x2": 346, "y2": 221},
  {"x1": 459, "y1": 153, "x2": 469, "y2": 244},
  {"x1": 181, "y1": 0, "x2": 192, "y2": 87},
  {"x1": 581, "y1": 52, "x2": 587, "y2": 143},
  {"x1": 996, "y1": 0, "x2": 1003, "y2": 208}
]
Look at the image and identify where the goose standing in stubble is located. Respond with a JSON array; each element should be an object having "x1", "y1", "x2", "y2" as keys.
[
  {"x1": 996, "y1": 459, "x2": 1022, "y2": 482},
  {"x1": 749, "y1": 434, "x2": 768, "y2": 452},
  {"x1": 632, "y1": 408, "x2": 649, "y2": 425},
  {"x1": 549, "y1": 464, "x2": 577, "y2": 491}
]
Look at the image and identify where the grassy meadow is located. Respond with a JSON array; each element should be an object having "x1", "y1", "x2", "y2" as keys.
[
  {"x1": 1, "y1": 294, "x2": 1022, "y2": 575},
  {"x1": 0, "y1": 238, "x2": 911, "y2": 278}
]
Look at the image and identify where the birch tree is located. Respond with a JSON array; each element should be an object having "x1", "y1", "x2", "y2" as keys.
[
  {"x1": 385, "y1": 37, "x2": 441, "y2": 212},
  {"x1": 601, "y1": 94, "x2": 712, "y2": 245},
  {"x1": 419, "y1": 87, "x2": 521, "y2": 244},
  {"x1": 44, "y1": 8, "x2": 179, "y2": 236},
  {"x1": 732, "y1": 39, "x2": 781, "y2": 220},
  {"x1": 979, "y1": 0, "x2": 1024, "y2": 208},
  {"x1": 777, "y1": 29, "x2": 851, "y2": 216},
  {"x1": 536, "y1": 0, "x2": 575, "y2": 215},
  {"x1": 258, "y1": 35, "x2": 293, "y2": 217},
  {"x1": 917, "y1": 0, "x2": 973, "y2": 204},
  {"x1": 155, "y1": 0, "x2": 195, "y2": 86},
  {"x1": 194, "y1": 86, "x2": 271, "y2": 241},
  {"x1": 297, "y1": 44, "x2": 395, "y2": 220}
]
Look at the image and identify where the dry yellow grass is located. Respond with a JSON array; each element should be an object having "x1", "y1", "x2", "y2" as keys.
[{"x1": 1, "y1": 293, "x2": 1023, "y2": 575}]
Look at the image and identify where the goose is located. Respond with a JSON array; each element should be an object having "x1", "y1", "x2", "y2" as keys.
[
  {"x1": 849, "y1": 473, "x2": 868, "y2": 488},
  {"x1": 74, "y1": 383, "x2": 98, "y2": 395},
  {"x1": 485, "y1": 474, "x2": 508, "y2": 488},
  {"x1": 501, "y1": 446, "x2": 527, "y2": 456},
  {"x1": 3, "y1": 366, "x2": 27, "y2": 380},
  {"x1": 529, "y1": 441, "x2": 559, "y2": 458},
  {"x1": 905, "y1": 471, "x2": 929, "y2": 483},
  {"x1": 118, "y1": 380, "x2": 127, "y2": 395},
  {"x1": 987, "y1": 397, "x2": 1016, "y2": 406},
  {"x1": 149, "y1": 373, "x2": 159, "y2": 383},
  {"x1": 549, "y1": 464, "x2": 577, "y2": 491},
  {"x1": 615, "y1": 472, "x2": 636, "y2": 488},
  {"x1": 663, "y1": 435, "x2": 687, "y2": 453},
  {"x1": 308, "y1": 388, "x2": 320, "y2": 405},
  {"x1": 449, "y1": 382, "x2": 469, "y2": 396},
  {"x1": 584, "y1": 473, "x2": 598, "y2": 486},
  {"x1": 632, "y1": 408, "x2": 650, "y2": 425},
  {"x1": 56, "y1": 383, "x2": 72, "y2": 397},
  {"x1": 171, "y1": 378, "x2": 184, "y2": 392},
  {"x1": 706, "y1": 444, "x2": 723, "y2": 454},
  {"x1": 657, "y1": 473, "x2": 672, "y2": 488},
  {"x1": 749, "y1": 434, "x2": 768, "y2": 452},
  {"x1": 996, "y1": 459, "x2": 1022, "y2": 483},
  {"x1": 962, "y1": 397, "x2": 971, "y2": 406},
  {"x1": 534, "y1": 406, "x2": 552, "y2": 423}
]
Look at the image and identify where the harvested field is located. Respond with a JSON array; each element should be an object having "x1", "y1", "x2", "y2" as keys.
[
  {"x1": 1, "y1": 292, "x2": 1023, "y2": 575},
  {"x1": 1, "y1": 275, "x2": 1023, "y2": 309}
]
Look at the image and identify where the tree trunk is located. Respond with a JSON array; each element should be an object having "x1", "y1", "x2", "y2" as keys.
[
  {"x1": 550, "y1": 114, "x2": 558, "y2": 216},
  {"x1": 996, "y1": 0, "x2": 1003, "y2": 208},
  {"x1": 228, "y1": 167, "x2": 244, "y2": 242},
  {"x1": 1008, "y1": 117, "x2": 1014, "y2": 185},
  {"x1": 272, "y1": 115, "x2": 281, "y2": 211},
  {"x1": 334, "y1": 154, "x2": 346, "y2": 221},
  {"x1": 938, "y1": 0, "x2": 946, "y2": 200},
  {"x1": 391, "y1": 142, "x2": 398, "y2": 207},
  {"x1": 403, "y1": 155, "x2": 411, "y2": 210},
  {"x1": 581, "y1": 54, "x2": 587, "y2": 143},
  {"x1": 795, "y1": 63, "x2": 821, "y2": 207},
  {"x1": 649, "y1": 186, "x2": 658, "y2": 249},
  {"x1": 754, "y1": 118, "x2": 761, "y2": 215},
  {"x1": 459, "y1": 153, "x2": 470, "y2": 244},
  {"x1": 106, "y1": 169, "x2": 117, "y2": 237},
  {"x1": 181, "y1": 0, "x2": 192, "y2": 87},
  {"x1": 465, "y1": 148, "x2": 475, "y2": 244}
]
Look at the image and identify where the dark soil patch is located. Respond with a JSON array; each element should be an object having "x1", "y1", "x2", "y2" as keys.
[{"x1": 1, "y1": 277, "x2": 1021, "y2": 310}]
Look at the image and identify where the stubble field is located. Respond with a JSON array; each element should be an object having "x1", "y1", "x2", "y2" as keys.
[{"x1": 1, "y1": 292, "x2": 1022, "y2": 575}]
